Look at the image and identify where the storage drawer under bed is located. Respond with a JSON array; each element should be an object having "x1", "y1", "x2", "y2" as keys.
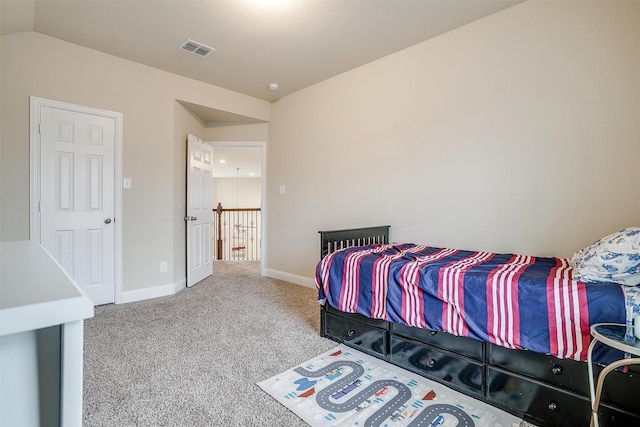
[
  {"x1": 487, "y1": 367, "x2": 640, "y2": 427},
  {"x1": 392, "y1": 323, "x2": 484, "y2": 361},
  {"x1": 390, "y1": 335, "x2": 484, "y2": 398},
  {"x1": 489, "y1": 344, "x2": 640, "y2": 414},
  {"x1": 324, "y1": 304, "x2": 388, "y2": 328},
  {"x1": 323, "y1": 310, "x2": 387, "y2": 357}
]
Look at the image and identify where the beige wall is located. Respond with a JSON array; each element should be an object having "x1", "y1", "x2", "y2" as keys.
[
  {"x1": 267, "y1": 1, "x2": 640, "y2": 277},
  {"x1": 3, "y1": 1, "x2": 639, "y2": 291},
  {"x1": 204, "y1": 123, "x2": 269, "y2": 141},
  {"x1": 213, "y1": 178, "x2": 261, "y2": 209},
  {"x1": 0, "y1": 31, "x2": 270, "y2": 292}
]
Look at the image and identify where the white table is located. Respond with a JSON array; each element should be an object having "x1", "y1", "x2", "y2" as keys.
[
  {"x1": 587, "y1": 323, "x2": 640, "y2": 427},
  {"x1": 0, "y1": 241, "x2": 94, "y2": 427}
]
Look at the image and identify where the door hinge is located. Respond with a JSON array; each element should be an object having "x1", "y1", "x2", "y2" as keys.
[
  {"x1": 38, "y1": 123, "x2": 41, "y2": 134},
  {"x1": 38, "y1": 201, "x2": 41, "y2": 212}
]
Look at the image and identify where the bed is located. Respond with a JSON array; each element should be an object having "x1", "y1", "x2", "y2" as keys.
[{"x1": 315, "y1": 226, "x2": 640, "y2": 427}]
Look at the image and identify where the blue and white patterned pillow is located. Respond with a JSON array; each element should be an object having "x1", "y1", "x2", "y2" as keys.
[
  {"x1": 623, "y1": 286, "x2": 640, "y2": 340},
  {"x1": 570, "y1": 227, "x2": 640, "y2": 287}
]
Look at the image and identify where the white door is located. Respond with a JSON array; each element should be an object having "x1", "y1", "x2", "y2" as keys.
[
  {"x1": 186, "y1": 134, "x2": 213, "y2": 287},
  {"x1": 39, "y1": 106, "x2": 116, "y2": 305}
]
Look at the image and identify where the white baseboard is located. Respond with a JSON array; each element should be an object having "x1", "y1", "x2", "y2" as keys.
[
  {"x1": 121, "y1": 278, "x2": 186, "y2": 304},
  {"x1": 120, "y1": 269, "x2": 315, "y2": 304},
  {"x1": 264, "y1": 268, "x2": 316, "y2": 289}
]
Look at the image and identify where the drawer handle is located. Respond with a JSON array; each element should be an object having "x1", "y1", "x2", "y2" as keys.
[
  {"x1": 548, "y1": 401, "x2": 559, "y2": 411},
  {"x1": 551, "y1": 364, "x2": 563, "y2": 375},
  {"x1": 347, "y1": 329, "x2": 356, "y2": 337},
  {"x1": 429, "y1": 330, "x2": 438, "y2": 336},
  {"x1": 427, "y1": 358, "x2": 436, "y2": 368}
]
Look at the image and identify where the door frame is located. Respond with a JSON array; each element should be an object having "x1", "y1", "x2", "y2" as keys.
[
  {"x1": 29, "y1": 96, "x2": 124, "y2": 304},
  {"x1": 208, "y1": 140, "x2": 266, "y2": 276}
]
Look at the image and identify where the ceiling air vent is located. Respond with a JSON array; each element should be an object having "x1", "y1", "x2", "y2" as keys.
[{"x1": 179, "y1": 39, "x2": 215, "y2": 57}]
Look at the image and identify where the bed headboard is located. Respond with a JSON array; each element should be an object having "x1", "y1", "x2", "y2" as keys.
[{"x1": 318, "y1": 225, "x2": 390, "y2": 259}]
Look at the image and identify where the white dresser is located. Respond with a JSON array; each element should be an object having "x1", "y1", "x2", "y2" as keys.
[{"x1": 1, "y1": 241, "x2": 94, "y2": 427}]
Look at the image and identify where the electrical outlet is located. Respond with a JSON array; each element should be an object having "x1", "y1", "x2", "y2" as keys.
[{"x1": 160, "y1": 261, "x2": 168, "y2": 272}]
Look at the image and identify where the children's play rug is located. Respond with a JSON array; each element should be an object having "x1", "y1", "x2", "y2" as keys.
[{"x1": 258, "y1": 344, "x2": 522, "y2": 427}]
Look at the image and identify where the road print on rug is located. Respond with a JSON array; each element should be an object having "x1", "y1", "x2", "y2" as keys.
[{"x1": 258, "y1": 344, "x2": 521, "y2": 427}]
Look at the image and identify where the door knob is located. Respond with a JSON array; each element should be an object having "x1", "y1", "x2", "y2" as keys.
[
  {"x1": 104, "y1": 218, "x2": 112, "y2": 224},
  {"x1": 192, "y1": 216, "x2": 197, "y2": 221}
]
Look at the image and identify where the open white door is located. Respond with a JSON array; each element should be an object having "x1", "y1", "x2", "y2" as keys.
[{"x1": 186, "y1": 134, "x2": 213, "y2": 287}]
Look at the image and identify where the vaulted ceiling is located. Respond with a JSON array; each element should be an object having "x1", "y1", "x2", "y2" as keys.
[{"x1": 2, "y1": 0, "x2": 522, "y2": 104}]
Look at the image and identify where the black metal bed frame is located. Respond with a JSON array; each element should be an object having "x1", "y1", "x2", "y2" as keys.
[{"x1": 317, "y1": 226, "x2": 640, "y2": 427}]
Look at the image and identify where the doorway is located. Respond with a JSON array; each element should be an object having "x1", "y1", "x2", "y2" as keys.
[
  {"x1": 208, "y1": 141, "x2": 265, "y2": 274},
  {"x1": 30, "y1": 97, "x2": 123, "y2": 305}
]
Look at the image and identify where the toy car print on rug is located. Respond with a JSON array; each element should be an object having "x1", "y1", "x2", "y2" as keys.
[{"x1": 258, "y1": 344, "x2": 521, "y2": 427}]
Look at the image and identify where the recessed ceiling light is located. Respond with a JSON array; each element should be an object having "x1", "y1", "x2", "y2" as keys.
[
  {"x1": 219, "y1": 159, "x2": 226, "y2": 163},
  {"x1": 249, "y1": 172, "x2": 255, "y2": 176},
  {"x1": 268, "y1": 83, "x2": 280, "y2": 91}
]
